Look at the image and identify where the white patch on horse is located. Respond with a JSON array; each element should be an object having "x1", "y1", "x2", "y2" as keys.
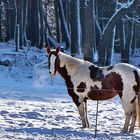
[
  {"x1": 71, "y1": 68, "x2": 102, "y2": 99},
  {"x1": 59, "y1": 52, "x2": 91, "y2": 76},
  {"x1": 50, "y1": 54, "x2": 56, "y2": 75},
  {"x1": 112, "y1": 63, "x2": 138, "y2": 114},
  {"x1": 113, "y1": 64, "x2": 137, "y2": 98}
]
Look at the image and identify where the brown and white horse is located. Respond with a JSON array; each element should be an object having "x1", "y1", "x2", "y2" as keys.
[{"x1": 46, "y1": 47, "x2": 140, "y2": 133}]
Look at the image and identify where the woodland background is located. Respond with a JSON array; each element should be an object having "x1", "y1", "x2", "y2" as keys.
[
  {"x1": 0, "y1": 1, "x2": 140, "y2": 139},
  {"x1": 0, "y1": 0, "x2": 140, "y2": 65}
]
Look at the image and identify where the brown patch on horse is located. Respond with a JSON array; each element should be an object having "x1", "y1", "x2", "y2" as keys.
[
  {"x1": 131, "y1": 96, "x2": 136, "y2": 103},
  {"x1": 102, "y1": 72, "x2": 123, "y2": 98},
  {"x1": 47, "y1": 54, "x2": 51, "y2": 69},
  {"x1": 57, "y1": 65, "x2": 81, "y2": 107},
  {"x1": 77, "y1": 82, "x2": 87, "y2": 92},
  {"x1": 88, "y1": 85, "x2": 100, "y2": 100},
  {"x1": 106, "y1": 65, "x2": 114, "y2": 71},
  {"x1": 133, "y1": 70, "x2": 139, "y2": 95},
  {"x1": 88, "y1": 72, "x2": 123, "y2": 100},
  {"x1": 89, "y1": 65, "x2": 104, "y2": 81},
  {"x1": 88, "y1": 86, "x2": 118, "y2": 100},
  {"x1": 83, "y1": 97, "x2": 88, "y2": 102}
]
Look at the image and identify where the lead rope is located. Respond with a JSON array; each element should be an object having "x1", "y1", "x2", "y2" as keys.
[{"x1": 95, "y1": 99, "x2": 99, "y2": 138}]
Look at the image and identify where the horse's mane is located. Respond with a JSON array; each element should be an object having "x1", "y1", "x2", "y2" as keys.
[
  {"x1": 59, "y1": 52, "x2": 92, "y2": 75},
  {"x1": 59, "y1": 52, "x2": 83, "y2": 62}
]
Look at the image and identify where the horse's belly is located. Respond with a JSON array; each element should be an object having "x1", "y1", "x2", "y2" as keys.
[{"x1": 74, "y1": 80, "x2": 102, "y2": 99}]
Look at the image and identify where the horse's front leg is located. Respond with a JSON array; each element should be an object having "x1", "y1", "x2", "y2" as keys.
[
  {"x1": 122, "y1": 114, "x2": 131, "y2": 133},
  {"x1": 78, "y1": 98, "x2": 90, "y2": 128}
]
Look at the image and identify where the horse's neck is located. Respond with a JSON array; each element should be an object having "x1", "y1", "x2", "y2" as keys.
[{"x1": 59, "y1": 52, "x2": 86, "y2": 76}]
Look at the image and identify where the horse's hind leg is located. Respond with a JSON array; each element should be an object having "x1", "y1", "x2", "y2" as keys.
[
  {"x1": 83, "y1": 99, "x2": 90, "y2": 128},
  {"x1": 122, "y1": 114, "x2": 131, "y2": 133},
  {"x1": 129, "y1": 112, "x2": 136, "y2": 133},
  {"x1": 78, "y1": 99, "x2": 90, "y2": 128}
]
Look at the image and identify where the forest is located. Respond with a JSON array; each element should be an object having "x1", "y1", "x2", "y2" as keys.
[
  {"x1": 1, "y1": 1, "x2": 140, "y2": 139},
  {"x1": 0, "y1": 0, "x2": 140, "y2": 66}
]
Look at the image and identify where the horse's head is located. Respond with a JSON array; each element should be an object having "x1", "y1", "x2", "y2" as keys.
[{"x1": 46, "y1": 47, "x2": 60, "y2": 76}]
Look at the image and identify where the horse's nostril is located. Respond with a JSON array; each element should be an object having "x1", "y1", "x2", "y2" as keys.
[{"x1": 49, "y1": 71, "x2": 51, "y2": 74}]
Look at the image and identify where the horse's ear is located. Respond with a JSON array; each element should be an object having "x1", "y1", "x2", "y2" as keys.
[
  {"x1": 56, "y1": 47, "x2": 60, "y2": 55},
  {"x1": 46, "y1": 46, "x2": 50, "y2": 55}
]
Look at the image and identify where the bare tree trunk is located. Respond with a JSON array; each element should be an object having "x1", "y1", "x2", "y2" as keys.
[
  {"x1": 70, "y1": 0, "x2": 81, "y2": 57},
  {"x1": 0, "y1": 5, "x2": 2, "y2": 42},
  {"x1": 5, "y1": 0, "x2": 10, "y2": 42},
  {"x1": 131, "y1": 21, "x2": 136, "y2": 54},
  {"x1": 54, "y1": 0, "x2": 61, "y2": 43},
  {"x1": 15, "y1": 0, "x2": 24, "y2": 49},
  {"x1": 8, "y1": 0, "x2": 16, "y2": 40},
  {"x1": 0, "y1": 0, "x2": 12, "y2": 42},
  {"x1": 56, "y1": 0, "x2": 71, "y2": 49},
  {"x1": 118, "y1": 20, "x2": 125, "y2": 58},
  {"x1": 23, "y1": 0, "x2": 29, "y2": 46},
  {"x1": 121, "y1": 20, "x2": 133, "y2": 63},
  {"x1": 80, "y1": 0, "x2": 94, "y2": 62},
  {"x1": 62, "y1": 0, "x2": 70, "y2": 30},
  {"x1": 36, "y1": 0, "x2": 39, "y2": 48},
  {"x1": 43, "y1": 11, "x2": 49, "y2": 47},
  {"x1": 39, "y1": 0, "x2": 44, "y2": 49},
  {"x1": 27, "y1": 0, "x2": 39, "y2": 48}
]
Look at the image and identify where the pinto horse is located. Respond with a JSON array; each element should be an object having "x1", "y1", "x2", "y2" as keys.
[{"x1": 46, "y1": 47, "x2": 140, "y2": 133}]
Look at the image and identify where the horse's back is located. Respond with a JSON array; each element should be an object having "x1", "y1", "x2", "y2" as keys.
[
  {"x1": 113, "y1": 63, "x2": 136, "y2": 70},
  {"x1": 111, "y1": 63, "x2": 140, "y2": 76}
]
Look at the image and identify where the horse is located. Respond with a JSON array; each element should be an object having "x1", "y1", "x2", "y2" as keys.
[{"x1": 46, "y1": 47, "x2": 140, "y2": 133}]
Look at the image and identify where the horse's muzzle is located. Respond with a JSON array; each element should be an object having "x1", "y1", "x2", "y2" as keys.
[{"x1": 49, "y1": 71, "x2": 56, "y2": 76}]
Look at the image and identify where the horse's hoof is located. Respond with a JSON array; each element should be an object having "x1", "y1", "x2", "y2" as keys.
[
  {"x1": 128, "y1": 128, "x2": 134, "y2": 133},
  {"x1": 82, "y1": 126, "x2": 90, "y2": 129},
  {"x1": 122, "y1": 129, "x2": 128, "y2": 133}
]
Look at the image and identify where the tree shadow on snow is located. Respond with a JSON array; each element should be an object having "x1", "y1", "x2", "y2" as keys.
[
  {"x1": 5, "y1": 127, "x2": 140, "y2": 139},
  {"x1": 5, "y1": 127, "x2": 95, "y2": 138}
]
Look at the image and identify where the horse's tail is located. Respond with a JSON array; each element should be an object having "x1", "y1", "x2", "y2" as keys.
[
  {"x1": 137, "y1": 91, "x2": 140, "y2": 128},
  {"x1": 137, "y1": 70, "x2": 140, "y2": 128}
]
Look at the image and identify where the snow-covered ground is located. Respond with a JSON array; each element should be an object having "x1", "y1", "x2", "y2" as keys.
[{"x1": 0, "y1": 42, "x2": 140, "y2": 140}]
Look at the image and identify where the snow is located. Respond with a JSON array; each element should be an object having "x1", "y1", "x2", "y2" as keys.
[{"x1": 0, "y1": 42, "x2": 140, "y2": 139}]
